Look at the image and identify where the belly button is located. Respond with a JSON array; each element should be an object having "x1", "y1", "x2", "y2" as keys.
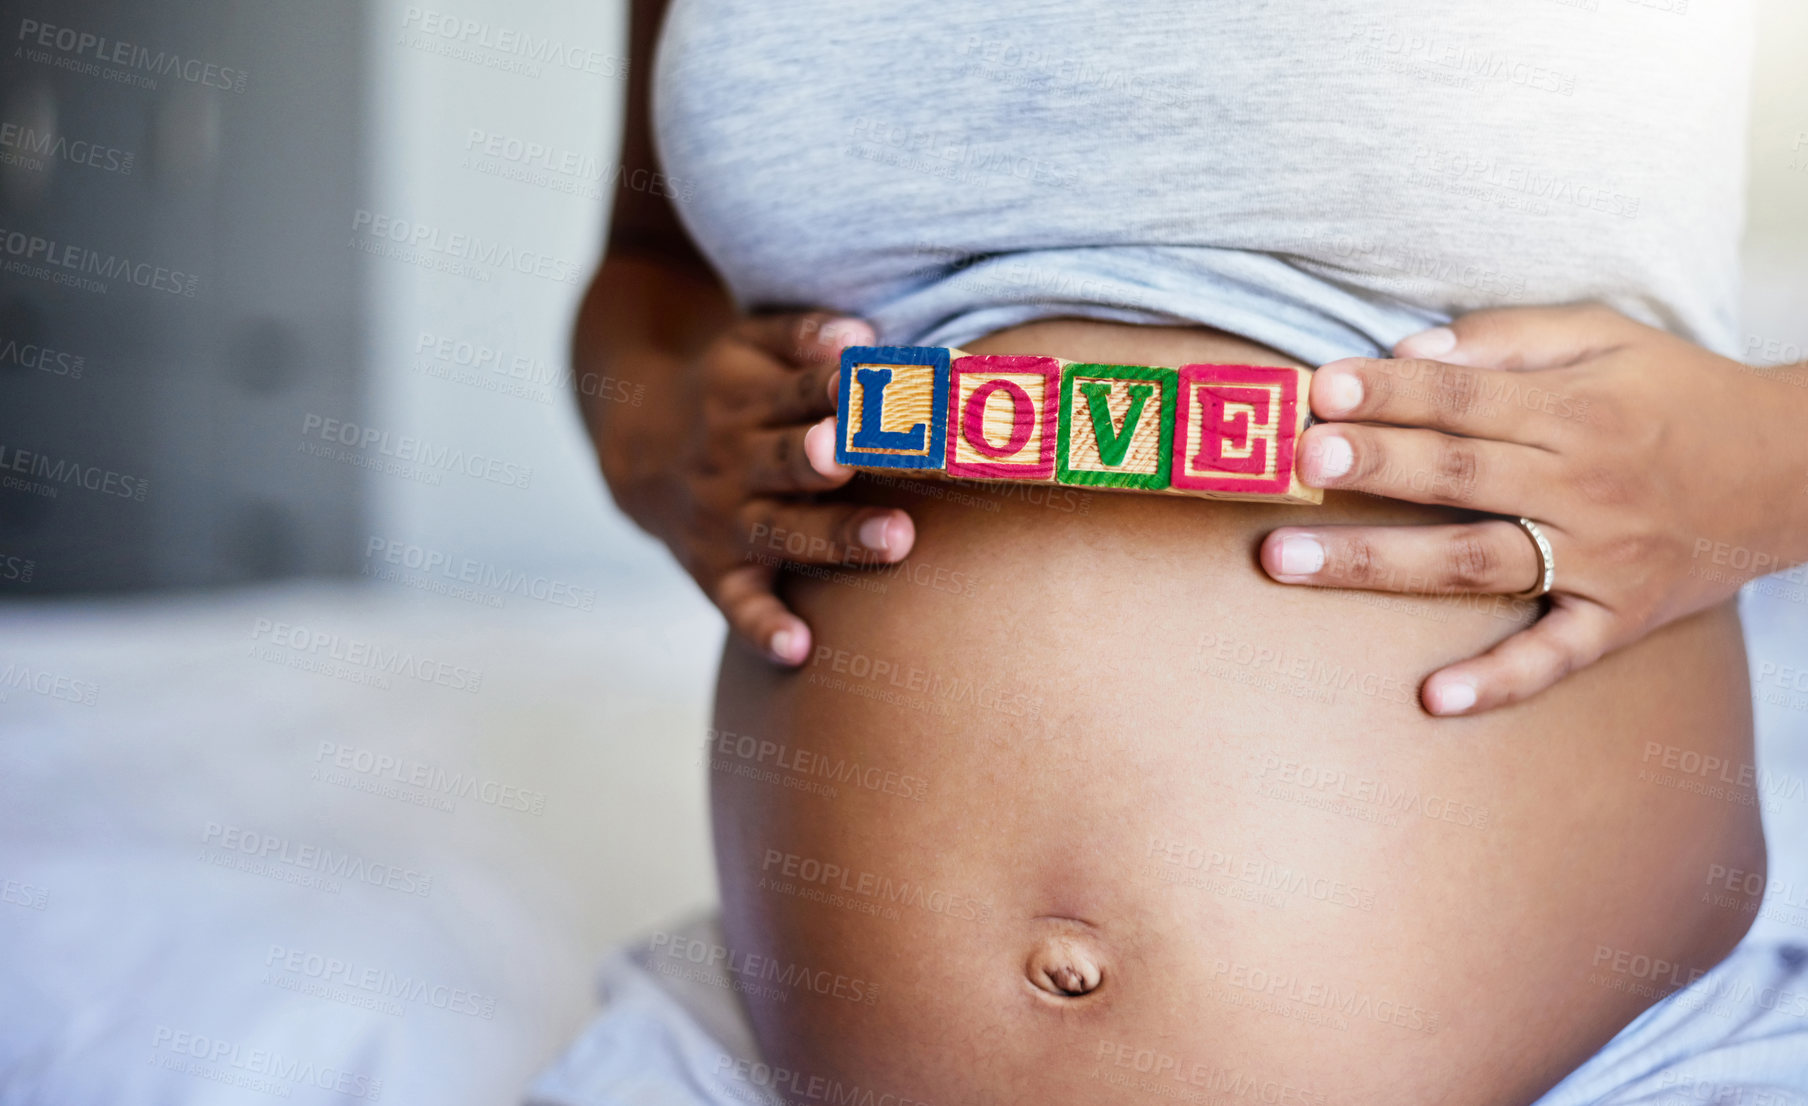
[{"x1": 1026, "y1": 935, "x2": 1104, "y2": 998}]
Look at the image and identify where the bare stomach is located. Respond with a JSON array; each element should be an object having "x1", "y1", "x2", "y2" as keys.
[{"x1": 708, "y1": 319, "x2": 1763, "y2": 1106}]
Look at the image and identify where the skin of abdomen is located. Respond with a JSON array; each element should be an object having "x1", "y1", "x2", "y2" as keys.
[{"x1": 707, "y1": 320, "x2": 1764, "y2": 1106}]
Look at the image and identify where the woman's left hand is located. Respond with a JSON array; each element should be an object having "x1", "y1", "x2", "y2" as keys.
[{"x1": 1259, "y1": 304, "x2": 1808, "y2": 717}]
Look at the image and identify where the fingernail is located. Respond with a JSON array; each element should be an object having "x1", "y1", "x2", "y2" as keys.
[
  {"x1": 1319, "y1": 371, "x2": 1363, "y2": 418},
  {"x1": 1429, "y1": 678, "x2": 1477, "y2": 715},
  {"x1": 1278, "y1": 534, "x2": 1325, "y2": 576},
  {"x1": 1309, "y1": 435, "x2": 1354, "y2": 482},
  {"x1": 858, "y1": 514, "x2": 897, "y2": 552},
  {"x1": 769, "y1": 628, "x2": 807, "y2": 665},
  {"x1": 1397, "y1": 326, "x2": 1457, "y2": 359},
  {"x1": 821, "y1": 318, "x2": 876, "y2": 352},
  {"x1": 805, "y1": 419, "x2": 848, "y2": 477}
]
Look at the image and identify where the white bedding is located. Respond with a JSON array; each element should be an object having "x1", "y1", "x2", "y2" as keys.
[{"x1": 0, "y1": 573, "x2": 725, "y2": 1105}]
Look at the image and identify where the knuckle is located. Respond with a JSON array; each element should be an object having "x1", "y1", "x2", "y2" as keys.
[
  {"x1": 735, "y1": 502, "x2": 775, "y2": 548},
  {"x1": 836, "y1": 512, "x2": 867, "y2": 550},
  {"x1": 696, "y1": 435, "x2": 735, "y2": 478},
  {"x1": 1527, "y1": 638, "x2": 1574, "y2": 682},
  {"x1": 784, "y1": 432, "x2": 821, "y2": 485},
  {"x1": 708, "y1": 380, "x2": 757, "y2": 421},
  {"x1": 795, "y1": 367, "x2": 823, "y2": 408},
  {"x1": 1433, "y1": 366, "x2": 1484, "y2": 418},
  {"x1": 1340, "y1": 536, "x2": 1381, "y2": 586},
  {"x1": 1445, "y1": 533, "x2": 1500, "y2": 589},
  {"x1": 1598, "y1": 532, "x2": 1657, "y2": 567},
  {"x1": 1431, "y1": 438, "x2": 1479, "y2": 502},
  {"x1": 787, "y1": 315, "x2": 819, "y2": 362},
  {"x1": 1573, "y1": 389, "x2": 1623, "y2": 436},
  {"x1": 1573, "y1": 463, "x2": 1633, "y2": 507}
]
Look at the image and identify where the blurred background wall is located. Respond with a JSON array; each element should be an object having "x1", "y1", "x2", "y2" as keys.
[
  {"x1": 0, "y1": 0, "x2": 648, "y2": 588},
  {"x1": 1, "y1": 0, "x2": 1806, "y2": 1104}
]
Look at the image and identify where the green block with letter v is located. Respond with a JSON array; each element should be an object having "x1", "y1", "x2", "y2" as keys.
[{"x1": 1056, "y1": 362, "x2": 1176, "y2": 490}]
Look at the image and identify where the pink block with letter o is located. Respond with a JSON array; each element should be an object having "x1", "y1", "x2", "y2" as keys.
[{"x1": 945, "y1": 354, "x2": 1061, "y2": 481}]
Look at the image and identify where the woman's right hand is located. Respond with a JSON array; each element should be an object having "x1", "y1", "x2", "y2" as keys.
[{"x1": 607, "y1": 311, "x2": 916, "y2": 665}]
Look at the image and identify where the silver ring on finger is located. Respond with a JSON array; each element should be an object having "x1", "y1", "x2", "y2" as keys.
[{"x1": 1509, "y1": 516, "x2": 1555, "y2": 599}]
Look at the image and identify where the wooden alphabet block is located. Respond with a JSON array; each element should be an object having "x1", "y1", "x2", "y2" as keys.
[
  {"x1": 835, "y1": 345, "x2": 949, "y2": 471},
  {"x1": 1056, "y1": 363, "x2": 1177, "y2": 492},
  {"x1": 1171, "y1": 363, "x2": 1320, "y2": 504},
  {"x1": 945, "y1": 354, "x2": 1062, "y2": 482}
]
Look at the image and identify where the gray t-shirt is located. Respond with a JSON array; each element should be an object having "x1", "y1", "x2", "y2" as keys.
[{"x1": 653, "y1": 1, "x2": 1752, "y2": 363}]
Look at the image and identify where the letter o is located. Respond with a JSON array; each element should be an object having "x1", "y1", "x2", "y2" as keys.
[{"x1": 961, "y1": 378, "x2": 1035, "y2": 458}]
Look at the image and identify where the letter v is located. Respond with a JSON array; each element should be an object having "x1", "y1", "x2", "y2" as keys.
[{"x1": 1079, "y1": 382, "x2": 1151, "y2": 466}]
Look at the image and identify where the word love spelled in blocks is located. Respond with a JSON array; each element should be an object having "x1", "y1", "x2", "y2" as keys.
[{"x1": 835, "y1": 346, "x2": 1322, "y2": 504}]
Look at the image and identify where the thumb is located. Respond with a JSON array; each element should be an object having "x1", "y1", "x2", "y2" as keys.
[{"x1": 1394, "y1": 303, "x2": 1632, "y2": 372}]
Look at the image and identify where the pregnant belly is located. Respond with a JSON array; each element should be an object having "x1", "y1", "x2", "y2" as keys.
[{"x1": 708, "y1": 319, "x2": 1763, "y2": 1106}]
